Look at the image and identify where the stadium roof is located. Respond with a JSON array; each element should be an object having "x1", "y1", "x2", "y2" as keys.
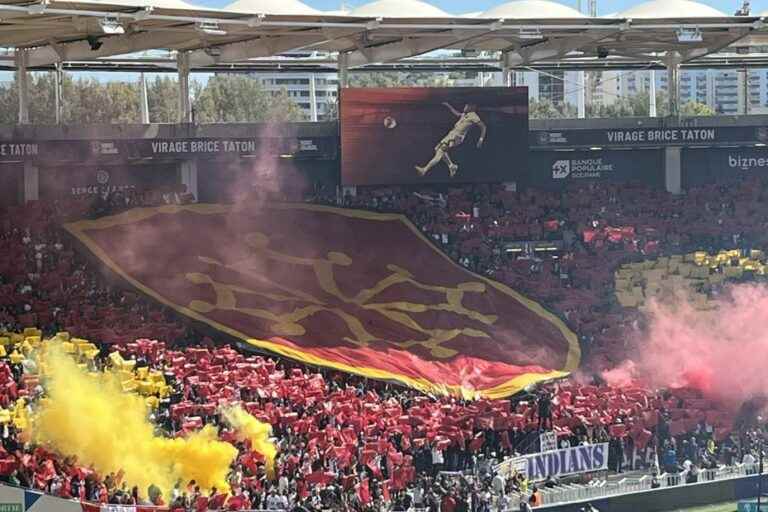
[
  {"x1": 616, "y1": 0, "x2": 728, "y2": 19},
  {"x1": 0, "y1": 0, "x2": 766, "y2": 71},
  {"x1": 348, "y1": 0, "x2": 449, "y2": 18},
  {"x1": 481, "y1": 1, "x2": 585, "y2": 19},
  {"x1": 224, "y1": 0, "x2": 321, "y2": 15}
]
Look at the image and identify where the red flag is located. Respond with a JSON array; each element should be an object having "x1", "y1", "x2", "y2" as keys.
[
  {"x1": 357, "y1": 478, "x2": 371, "y2": 505},
  {"x1": 209, "y1": 493, "x2": 228, "y2": 510},
  {"x1": 469, "y1": 433, "x2": 485, "y2": 452},
  {"x1": 67, "y1": 204, "x2": 579, "y2": 400},
  {"x1": 381, "y1": 480, "x2": 391, "y2": 502},
  {"x1": 366, "y1": 458, "x2": 383, "y2": 479}
]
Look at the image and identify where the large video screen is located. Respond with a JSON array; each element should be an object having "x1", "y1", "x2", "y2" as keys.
[{"x1": 340, "y1": 87, "x2": 528, "y2": 185}]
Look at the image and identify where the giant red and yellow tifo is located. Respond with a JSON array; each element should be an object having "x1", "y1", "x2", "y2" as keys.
[{"x1": 64, "y1": 203, "x2": 580, "y2": 398}]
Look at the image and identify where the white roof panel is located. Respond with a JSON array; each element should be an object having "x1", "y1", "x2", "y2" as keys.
[
  {"x1": 348, "y1": 0, "x2": 449, "y2": 18},
  {"x1": 224, "y1": 0, "x2": 321, "y2": 15},
  {"x1": 481, "y1": 0, "x2": 585, "y2": 19},
  {"x1": 617, "y1": 0, "x2": 726, "y2": 18},
  {"x1": 58, "y1": 0, "x2": 206, "y2": 8}
]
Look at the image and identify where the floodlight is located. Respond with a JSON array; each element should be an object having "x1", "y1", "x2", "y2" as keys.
[
  {"x1": 134, "y1": 6, "x2": 154, "y2": 20},
  {"x1": 247, "y1": 14, "x2": 265, "y2": 27},
  {"x1": 196, "y1": 21, "x2": 227, "y2": 36},
  {"x1": 676, "y1": 27, "x2": 703, "y2": 43},
  {"x1": 99, "y1": 16, "x2": 125, "y2": 35}
]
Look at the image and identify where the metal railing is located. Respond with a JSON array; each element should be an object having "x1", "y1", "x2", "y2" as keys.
[{"x1": 537, "y1": 463, "x2": 762, "y2": 507}]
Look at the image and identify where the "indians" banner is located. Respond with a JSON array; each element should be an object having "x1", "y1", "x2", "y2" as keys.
[{"x1": 64, "y1": 204, "x2": 579, "y2": 399}]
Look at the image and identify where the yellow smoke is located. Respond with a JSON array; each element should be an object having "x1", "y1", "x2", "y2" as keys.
[
  {"x1": 221, "y1": 405, "x2": 277, "y2": 479},
  {"x1": 33, "y1": 346, "x2": 238, "y2": 498}
]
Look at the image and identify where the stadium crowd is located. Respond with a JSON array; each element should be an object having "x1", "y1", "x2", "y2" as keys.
[
  {"x1": 0, "y1": 177, "x2": 766, "y2": 511},
  {"x1": 309, "y1": 177, "x2": 768, "y2": 371}
]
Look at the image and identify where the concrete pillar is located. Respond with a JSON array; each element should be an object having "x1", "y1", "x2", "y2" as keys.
[
  {"x1": 180, "y1": 160, "x2": 198, "y2": 201},
  {"x1": 577, "y1": 71, "x2": 586, "y2": 119},
  {"x1": 23, "y1": 161, "x2": 38, "y2": 202},
  {"x1": 649, "y1": 69, "x2": 657, "y2": 118},
  {"x1": 665, "y1": 146, "x2": 682, "y2": 195},
  {"x1": 15, "y1": 49, "x2": 29, "y2": 125},
  {"x1": 338, "y1": 52, "x2": 349, "y2": 88},
  {"x1": 177, "y1": 52, "x2": 192, "y2": 123},
  {"x1": 666, "y1": 52, "x2": 681, "y2": 119},
  {"x1": 501, "y1": 53, "x2": 512, "y2": 87},
  {"x1": 309, "y1": 73, "x2": 318, "y2": 122},
  {"x1": 54, "y1": 62, "x2": 64, "y2": 125}
]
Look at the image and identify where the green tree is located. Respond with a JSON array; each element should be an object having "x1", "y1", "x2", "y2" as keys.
[
  {"x1": 529, "y1": 98, "x2": 573, "y2": 119},
  {"x1": 588, "y1": 91, "x2": 671, "y2": 118},
  {"x1": 680, "y1": 100, "x2": 715, "y2": 117},
  {"x1": 192, "y1": 74, "x2": 304, "y2": 123},
  {"x1": 0, "y1": 72, "x2": 305, "y2": 125},
  {"x1": 347, "y1": 71, "x2": 452, "y2": 88},
  {"x1": 146, "y1": 76, "x2": 179, "y2": 123}
]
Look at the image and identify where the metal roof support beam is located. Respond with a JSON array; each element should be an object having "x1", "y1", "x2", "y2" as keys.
[
  {"x1": 177, "y1": 51, "x2": 191, "y2": 124},
  {"x1": 26, "y1": 32, "x2": 200, "y2": 67},
  {"x1": 666, "y1": 51, "x2": 681, "y2": 119},
  {"x1": 139, "y1": 72, "x2": 150, "y2": 124},
  {"x1": 15, "y1": 49, "x2": 29, "y2": 125}
]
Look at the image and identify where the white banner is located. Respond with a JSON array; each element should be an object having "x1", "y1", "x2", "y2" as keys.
[
  {"x1": 539, "y1": 431, "x2": 557, "y2": 453},
  {"x1": 497, "y1": 443, "x2": 609, "y2": 481}
]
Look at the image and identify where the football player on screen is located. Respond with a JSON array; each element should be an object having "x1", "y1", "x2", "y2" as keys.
[{"x1": 415, "y1": 102, "x2": 487, "y2": 178}]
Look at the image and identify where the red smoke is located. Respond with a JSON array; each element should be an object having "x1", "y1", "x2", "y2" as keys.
[{"x1": 603, "y1": 284, "x2": 768, "y2": 406}]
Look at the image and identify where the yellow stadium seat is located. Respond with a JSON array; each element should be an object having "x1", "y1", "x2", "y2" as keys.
[
  {"x1": 22, "y1": 328, "x2": 40, "y2": 337},
  {"x1": 616, "y1": 292, "x2": 639, "y2": 308},
  {"x1": 61, "y1": 341, "x2": 76, "y2": 354},
  {"x1": 136, "y1": 366, "x2": 149, "y2": 379},
  {"x1": 0, "y1": 410, "x2": 10, "y2": 424},
  {"x1": 149, "y1": 372, "x2": 165, "y2": 385},
  {"x1": 9, "y1": 351, "x2": 24, "y2": 364},
  {"x1": 122, "y1": 379, "x2": 139, "y2": 393},
  {"x1": 20, "y1": 340, "x2": 33, "y2": 356},
  {"x1": 693, "y1": 267, "x2": 711, "y2": 279},
  {"x1": 708, "y1": 274, "x2": 725, "y2": 285},
  {"x1": 614, "y1": 279, "x2": 631, "y2": 291},
  {"x1": 56, "y1": 332, "x2": 71, "y2": 341},
  {"x1": 137, "y1": 381, "x2": 156, "y2": 395},
  {"x1": 117, "y1": 369, "x2": 134, "y2": 382},
  {"x1": 108, "y1": 351, "x2": 125, "y2": 368}
]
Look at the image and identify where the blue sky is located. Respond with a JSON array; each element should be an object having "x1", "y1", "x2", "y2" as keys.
[{"x1": 196, "y1": 0, "x2": 759, "y2": 16}]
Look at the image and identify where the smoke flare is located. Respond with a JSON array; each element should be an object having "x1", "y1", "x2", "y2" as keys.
[
  {"x1": 33, "y1": 346, "x2": 238, "y2": 499},
  {"x1": 603, "y1": 284, "x2": 768, "y2": 406},
  {"x1": 221, "y1": 405, "x2": 277, "y2": 479}
]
